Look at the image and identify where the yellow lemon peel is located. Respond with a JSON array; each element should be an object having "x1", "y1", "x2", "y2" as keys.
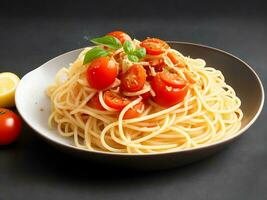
[{"x1": 0, "y1": 72, "x2": 20, "y2": 107}]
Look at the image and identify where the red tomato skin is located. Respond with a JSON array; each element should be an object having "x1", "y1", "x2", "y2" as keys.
[
  {"x1": 151, "y1": 74, "x2": 189, "y2": 107},
  {"x1": 123, "y1": 101, "x2": 144, "y2": 119},
  {"x1": 87, "y1": 57, "x2": 118, "y2": 90},
  {"x1": 141, "y1": 92, "x2": 152, "y2": 101},
  {"x1": 87, "y1": 94, "x2": 105, "y2": 110},
  {"x1": 140, "y1": 38, "x2": 170, "y2": 55},
  {"x1": 0, "y1": 108, "x2": 22, "y2": 145},
  {"x1": 121, "y1": 64, "x2": 147, "y2": 92},
  {"x1": 107, "y1": 31, "x2": 132, "y2": 44}
]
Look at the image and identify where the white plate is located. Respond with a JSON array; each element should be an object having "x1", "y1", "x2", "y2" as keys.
[{"x1": 16, "y1": 49, "x2": 82, "y2": 147}]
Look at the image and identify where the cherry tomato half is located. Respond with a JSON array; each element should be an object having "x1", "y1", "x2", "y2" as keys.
[
  {"x1": 159, "y1": 71, "x2": 187, "y2": 88},
  {"x1": 87, "y1": 94, "x2": 105, "y2": 110},
  {"x1": 123, "y1": 101, "x2": 144, "y2": 119},
  {"x1": 0, "y1": 108, "x2": 22, "y2": 145},
  {"x1": 140, "y1": 38, "x2": 170, "y2": 55},
  {"x1": 86, "y1": 57, "x2": 118, "y2": 90},
  {"x1": 151, "y1": 73, "x2": 189, "y2": 107},
  {"x1": 121, "y1": 64, "x2": 147, "y2": 92},
  {"x1": 107, "y1": 31, "x2": 132, "y2": 44},
  {"x1": 167, "y1": 52, "x2": 186, "y2": 68},
  {"x1": 104, "y1": 91, "x2": 130, "y2": 110}
]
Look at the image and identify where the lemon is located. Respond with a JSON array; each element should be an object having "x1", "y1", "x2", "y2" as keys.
[{"x1": 0, "y1": 72, "x2": 20, "y2": 108}]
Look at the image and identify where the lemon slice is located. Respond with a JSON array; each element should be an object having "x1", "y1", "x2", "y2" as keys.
[{"x1": 0, "y1": 72, "x2": 20, "y2": 107}]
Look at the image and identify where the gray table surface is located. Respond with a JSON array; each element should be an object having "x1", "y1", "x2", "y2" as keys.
[{"x1": 0, "y1": 1, "x2": 266, "y2": 199}]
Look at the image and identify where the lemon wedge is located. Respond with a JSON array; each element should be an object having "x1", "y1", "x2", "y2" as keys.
[{"x1": 0, "y1": 72, "x2": 20, "y2": 107}]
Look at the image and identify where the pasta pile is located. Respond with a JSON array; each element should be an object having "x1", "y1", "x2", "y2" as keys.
[{"x1": 47, "y1": 39, "x2": 243, "y2": 154}]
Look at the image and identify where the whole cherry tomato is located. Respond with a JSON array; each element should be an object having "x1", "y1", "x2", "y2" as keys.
[
  {"x1": 0, "y1": 108, "x2": 22, "y2": 145},
  {"x1": 86, "y1": 57, "x2": 118, "y2": 90}
]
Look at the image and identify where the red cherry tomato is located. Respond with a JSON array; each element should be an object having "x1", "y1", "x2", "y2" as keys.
[
  {"x1": 159, "y1": 71, "x2": 187, "y2": 88},
  {"x1": 121, "y1": 64, "x2": 147, "y2": 92},
  {"x1": 123, "y1": 101, "x2": 144, "y2": 119},
  {"x1": 86, "y1": 57, "x2": 118, "y2": 90},
  {"x1": 87, "y1": 94, "x2": 105, "y2": 110},
  {"x1": 104, "y1": 91, "x2": 130, "y2": 110},
  {"x1": 140, "y1": 38, "x2": 170, "y2": 55},
  {"x1": 151, "y1": 73, "x2": 189, "y2": 107},
  {"x1": 167, "y1": 52, "x2": 186, "y2": 68},
  {"x1": 107, "y1": 31, "x2": 132, "y2": 44},
  {"x1": 0, "y1": 108, "x2": 22, "y2": 145}
]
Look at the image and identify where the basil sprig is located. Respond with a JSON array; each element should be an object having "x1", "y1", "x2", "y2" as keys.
[
  {"x1": 84, "y1": 35, "x2": 146, "y2": 64},
  {"x1": 133, "y1": 47, "x2": 146, "y2": 59},
  {"x1": 127, "y1": 55, "x2": 139, "y2": 62},
  {"x1": 83, "y1": 47, "x2": 109, "y2": 64},
  {"x1": 91, "y1": 36, "x2": 122, "y2": 50},
  {"x1": 123, "y1": 41, "x2": 134, "y2": 54},
  {"x1": 123, "y1": 41, "x2": 146, "y2": 62}
]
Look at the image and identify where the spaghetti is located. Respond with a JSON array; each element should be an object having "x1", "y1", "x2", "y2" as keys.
[{"x1": 47, "y1": 32, "x2": 243, "y2": 154}]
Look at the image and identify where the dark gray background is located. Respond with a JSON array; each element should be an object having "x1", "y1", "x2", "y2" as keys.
[{"x1": 0, "y1": 0, "x2": 266, "y2": 199}]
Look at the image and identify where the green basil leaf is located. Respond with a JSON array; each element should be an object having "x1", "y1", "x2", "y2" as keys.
[
  {"x1": 83, "y1": 47, "x2": 109, "y2": 64},
  {"x1": 128, "y1": 54, "x2": 139, "y2": 62},
  {"x1": 123, "y1": 41, "x2": 134, "y2": 54},
  {"x1": 133, "y1": 47, "x2": 146, "y2": 59},
  {"x1": 91, "y1": 36, "x2": 122, "y2": 50}
]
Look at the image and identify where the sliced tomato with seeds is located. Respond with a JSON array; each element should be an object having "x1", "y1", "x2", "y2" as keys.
[
  {"x1": 159, "y1": 71, "x2": 187, "y2": 88},
  {"x1": 104, "y1": 91, "x2": 130, "y2": 110},
  {"x1": 151, "y1": 73, "x2": 189, "y2": 107},
  {"x1": 107, "y1": 31, "x2": 132, "y2": 44},
  {"x1": 140, "y1": 38, "x2": 170, "y2": 55},
  {"x1": 123, "y1": 101, "x2": 144, "y2": 119},
  {"x1": 87, "y1": 94, "x2": 105, "y2": 110},
  {"x1": 121, "y1": 64, "x2": 147, "y2": 92}
]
